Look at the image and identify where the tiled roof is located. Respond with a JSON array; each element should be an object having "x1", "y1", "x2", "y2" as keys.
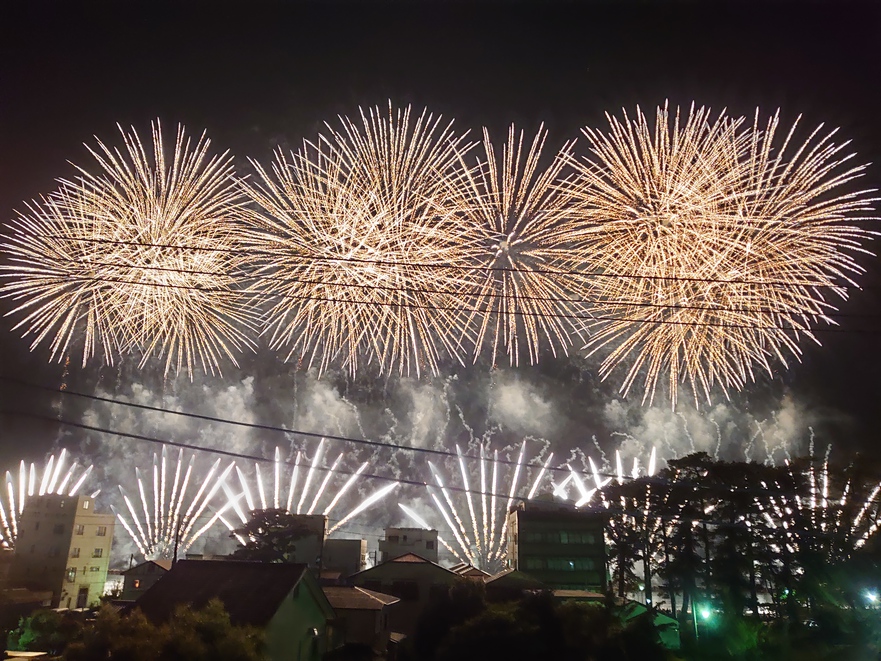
[
  {"x1": 388, "y1": 553, "x2": 430, "y2": 563},
  {"x1": 122, "y1": 559, "x2": 172, "y2": 575},
  {"x1": 485, "y1": 568, "x2": 547, "y2": 590},
  {"x1": 322, "y1": 586, "x2": 400, "y2": 611},
  {"x1": 135, "y1": 560, "x2": 309, "y2": 627}
]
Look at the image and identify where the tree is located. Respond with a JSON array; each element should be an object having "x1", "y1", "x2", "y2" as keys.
[
  {"x1": 63, "y1": 600, "x2": 263, "y2": 661},
  {"x1": 7, "y1": 609, "x2": 83, "y2": 655},
  {"x1": 231, "y1": 508, "x2": 319, "y2": 563}
]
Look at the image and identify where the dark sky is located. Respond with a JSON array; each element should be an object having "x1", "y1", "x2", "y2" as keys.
[{"x1": 2, "y1": 0, "x2": 881, "y2": 466}]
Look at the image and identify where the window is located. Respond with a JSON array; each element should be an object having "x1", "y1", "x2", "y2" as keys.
[
  {"x1": 71, "y1": 548, "x2": 80, "y2": 558},
  {"x1": 34, "y1": 521, "x2": 40, "y2": 531},
  {"x1": 92, "y1": 548, "x2": 103, "y2": 558},
  {"x1": 402, "y1": 534, "x2": 408, "y2": 542},
  {"x1": 67, "y1": 567, "x2": 77, "y2": 583},
  {"x1": 388, "y1": 535, "x2": 399, "y2": 543},
  {"x1": 75, "y1": 524, "x2": 84, "y2": 536},
  {"x1": 90, "y1": 566, "x2": 100, "y2": 572},
  {"x1": 426, "y1": 540, "x2": 435, "y2": 550},
  {"x1": 82, "y1": 500, "x2": 90, "y2": 510},
  {"x1": 96, "y1": 526, "x2": 107, "y2": 537},
  {"x1": 133, "y1": 579, "x2": 141, "y2": 589},
  {"x1": 53, "y1": 524, "x2": 64, "y2": 534}
]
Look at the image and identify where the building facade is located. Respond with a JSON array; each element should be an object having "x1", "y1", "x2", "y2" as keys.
[
  {"x1": 506, "y1": 500, "x2": 607, "y2": 592},
  {"x1": 120, "y1": 559, "x2": 172, "y2": 601},
  {"x1": 11, "y1": 494, "x2": 114, "y2": 608},
  {"x1": 378, "y1": 528, "x2": 438, "y2": 563},
  {"x1": 322, "y1": 538, "x2": 367, "y2": 578}
]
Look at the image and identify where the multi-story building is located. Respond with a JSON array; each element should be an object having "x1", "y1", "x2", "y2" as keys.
[
  {"x1": 377, "y1": 527, "x2": 438, "y2": 563},
  {"x1": 322, "y1": 538, "x2": 367, "y2": 578},
  {"x1": 11, "y1": 494, "x2": 114, "y2": 608},
  {"x1": 506, "y1": 499, "x2": 607, "y2": 592}
]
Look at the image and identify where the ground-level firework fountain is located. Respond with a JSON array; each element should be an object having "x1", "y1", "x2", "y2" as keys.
[
  {"x1": 1, "y1": 450, "x2": 95, "y2": 549},
  {"x1": 402, "y1": 441, "x2": 553, "y2": 573},
  {"x1": 111, "y1": 447, "x2": 240, "y2": 560},
  {"x1": 222, "y1": 443, "x2": 399, "y2": 541}
]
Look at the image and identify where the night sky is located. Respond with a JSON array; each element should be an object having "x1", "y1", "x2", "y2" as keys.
[{"x1": 2, "y1": 0, "x2": 881, "y2": 474}]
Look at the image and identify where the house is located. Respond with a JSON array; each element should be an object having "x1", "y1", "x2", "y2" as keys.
[
  {"x1": 348, "y1": 553, "x2": 458, "y2": 635},
  {"x1": 322, "y1": 585, "x2": 399, "y2": 650},
  {"x1": 378, "y1": 528, "x2": 438, "y2": 563},
  {"x1": 120, "y1": 559, "x2": 172, "y2": 601},
  {"x1": 135, "y1": 559, "x2": 336, "y2": 661},
  {"x1": 11, "y1": 494, "x2": 114, "y2": 608},
  {"x1": 506, "y1": 499, "x2": 607, "y2": 592},
  {"x1": 484, "y1": 568, "x2": 547, "y2": 602},
  {"x1": 449, "y1": 563, "x2": 490, "y2": 580}
]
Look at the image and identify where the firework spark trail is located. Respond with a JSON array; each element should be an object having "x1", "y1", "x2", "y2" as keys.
[
  {"x1": 112, "y1": 450, "x2": 236, "y2": 560},
  {"x1": 454, "y1": 124, "x2": 588, "y2": 365},
  {"x1": 410, "y1": 442, "x2": 547, "y2": 572},
  {"x1": 566, "y1": 102, "x2": 878, "y2": 406},
  {"x1": 1, "y1": 453, "x2": 93, "y2": 549},
  {"x1": 225, "y1": 444, "x2": 400, "y2": 535},
  {"x1": 327, "y1": 482, "x2": 400, "y2": 535},
  {"x1": 398, "y1": 503, "x2": 461, "y2": 561},
  {"x1": 243, "y1": 103, "x2": 477, "y2": 377},
  {"x1": 0, "y1": 121, "x2": 257, "y2": 376}
]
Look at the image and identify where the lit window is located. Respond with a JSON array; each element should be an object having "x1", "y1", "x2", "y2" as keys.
[
  {"x1": 90, "y1": 566, "x2": 100, "y2": 572},
  {"x1": 92, "y1": 548, "x2": 103, "y2": 558},
  {"x1": 67, "y1": 567, "x2": 77, "y2": 583},
  {"x1": 133, "y1": 579, "x2": 141, "y2": 589},
  {"x1": 83, "y1": 500, "x2": 90, "y2": 509},
  {"x1": 96, "y1": 526, "x2": 107, "y2": 537},
  {"x1": 75, "y1": 524, "x2": 84, "y2": 536}
]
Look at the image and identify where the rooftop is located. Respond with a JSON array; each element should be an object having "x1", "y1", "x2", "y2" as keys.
[
  {"x1": 134, "y1": 559, "x2": 310, "y2": 627},
  {"x1": 323, "y1": 586, "x2": 400, "y2": 611}
]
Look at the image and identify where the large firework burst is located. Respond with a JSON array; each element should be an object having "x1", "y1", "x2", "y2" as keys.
[
  {"x1": 0, "y1": 121, "x2": 255, "y2": 376},
  {"x1": 243, "y1": 104, "x2": 476, "y2": 376},
  {"x1": 1, "y1": 450, "x2": 94, "y2": 549},
  {"x1": 222, "y1": 443, "x2": 399, "y2": 538},
  {"x1": 566, "y1": 103, "x2": 877, "y2": 406},
  {"x1": 403, "y1": 441, "x2": 553, "y2": 572},
  {"x1": 456, "y1": 125, "x2": 587, "y2": 365},
  {"x1": 112, "y1": 447, "x2": 238, "y2": 560}
]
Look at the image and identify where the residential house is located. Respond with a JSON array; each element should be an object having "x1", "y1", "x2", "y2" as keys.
[
  {"x1": 349, "y1": 552, "x2": 458, "y2": 636},
  {"x1": 322, "y1": 585, "x2": 399, "y2": 650},
  {"x1": 120, "y1": 559, "x2": 172, "y2": 601},
  {"x1": 485, "y1": 568, "x2": 547, "y2": 602},
  {"x1": 378, "y1": 528, "x2": 438, "y2": 563},
  {"x1": 11, "y1": 494, "x2": 114, "y2": 608},
  {"x1": 449, "y1": 563, "x2": 490, "y2": 581},
  {"x1": 322, "y1": 538, "x2": 367, "y2": 578},
  {"x1": 135, "y1": 559, "x2": 336, "y2": 661}
]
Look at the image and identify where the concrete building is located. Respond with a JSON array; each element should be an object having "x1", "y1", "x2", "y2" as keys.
[
  {"x1": 136, "y1": 559, "x2": 337, "y2": 661},
  {"x1": 322, "y1": 538, "x2": 367, "y2": 578},
  {"x1": 349, "y1": 552, "x2": 458, "y2": 636},
  {"x1": 378, "y1": 527, "x2": 438, "y2": 563},
  {"x1": 506, "y1": 500, "x2": 607, "y2": 592},
  {"x1": 11, "y1": 494, "x2": 114, "y2": 608},
  {"x1": 120, "y1": 559, "x2": 172, "y2": 601},
  {"x1": 322, "y1": 585, "x2": 399, "y2": 650}
]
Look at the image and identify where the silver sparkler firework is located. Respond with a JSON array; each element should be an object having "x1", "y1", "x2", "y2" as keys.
[
  {"x1": 403, "y1": 441, "x2": 553, "y2": 572},
  {"x1": 111, "y1": 446, "x2": 237, "y2": 560},
  {"x1": 223, "y1": 443, "x2": 399, "y2": 537},
  {"x1": 1, "y1": 450, "x2": 94, "y2": 549}
]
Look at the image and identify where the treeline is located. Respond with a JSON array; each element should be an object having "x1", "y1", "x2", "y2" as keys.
[{"x1": 601, "y1": 452, "x2": 881, "y2": 621}]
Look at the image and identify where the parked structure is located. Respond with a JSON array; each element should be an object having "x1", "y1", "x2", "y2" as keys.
[
  {"x1": 120, "y1": 559, "x2": 172, "y2": 601},
  {"x1": 135, "y1": 559, "x2": 336, "y2": 661},
  {"x1": 506, "y1": 499, "x2": 607, "y2": 592},
  {"x1": 11, "y1": 494, "x2": 114, "y2": 608},
  {"x1": 349, "y1": 552, "x2": 458, "y2": 636},
  {"x1": 322, "y1": 585, "x2": 399, "y2": 650},
  {"x1": 378, "y1": 527, "x2": 438, "y2": 563}
]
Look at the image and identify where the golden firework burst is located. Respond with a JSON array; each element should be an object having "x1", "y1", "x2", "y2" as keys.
[
  {"x1": 455, "y1": 125, "x2": 589, "y2": 365},
  {"x1": 0, "y1": 121, "x2": 256, "y2": 376},
  {"x1": 243, "y1": 103, "x2": 476, "y2": 376},
  {"x1": 565, "y1": 103, "x2": 877, "y2": 406}
]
